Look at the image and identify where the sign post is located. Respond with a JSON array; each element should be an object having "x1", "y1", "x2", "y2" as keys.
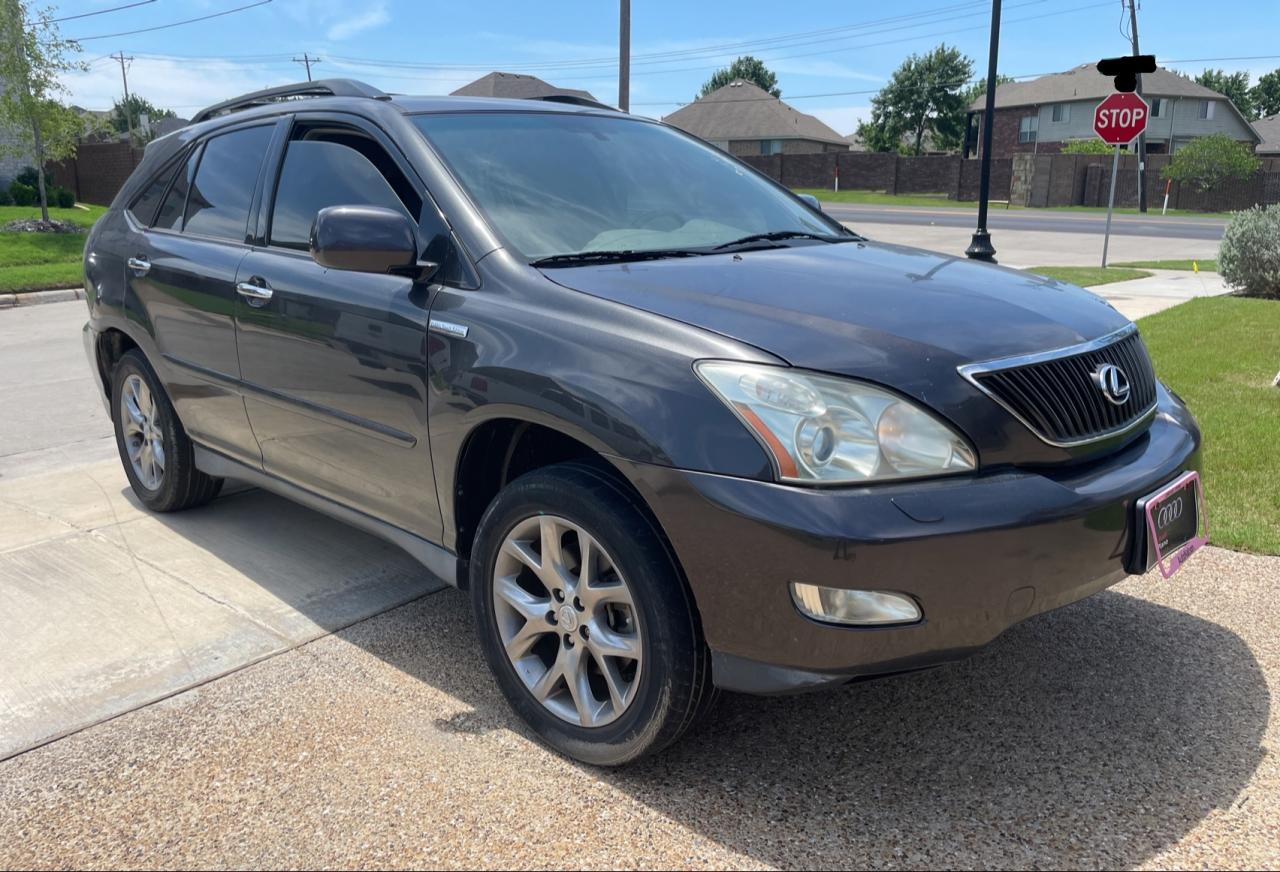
[{"x1": 1093, "y1": 92, "x2": 1149, "y2": 267}]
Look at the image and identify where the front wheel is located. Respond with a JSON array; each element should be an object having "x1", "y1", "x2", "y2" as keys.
[{"x1": 470, "y1": 463, "x2": 714, "y2": 766}]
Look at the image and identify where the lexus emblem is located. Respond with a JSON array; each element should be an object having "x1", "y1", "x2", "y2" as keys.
[{"x1": 1093, "y1": 363, "x2": 1131, "y2": 405}]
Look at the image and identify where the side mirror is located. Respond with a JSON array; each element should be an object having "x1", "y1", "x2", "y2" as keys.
[
  {"x1": 798, "y1": 193, "x2": 823, "y2": 212},
  {"x1": 310, "y1": 205, "x2": 422, "y2": 275}
]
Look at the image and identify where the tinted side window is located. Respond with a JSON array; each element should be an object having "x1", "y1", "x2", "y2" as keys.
[
  {"x1": 153, "y1": 149, "x2": 197, "y2": 231},
  {"x1": 183, "y1": 125, "x2": 273, "y2": 241},
  {"x1": 269, "y1": 140, "x2": 409, "y2": 250},
  {"x1": 128, "y1": 159, "x2": 179, "y2": 225}
]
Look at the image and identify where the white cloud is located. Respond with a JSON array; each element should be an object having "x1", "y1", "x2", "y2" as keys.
[
  {"x1": 326, "y1": 4, "x2": 391, "y2": 41},
  {"x1": 61, "y1": 57, "x2": 275, "y2": 114},
  {"x1": 806, "y1": 104, "x2": 873, "y2": 137}
]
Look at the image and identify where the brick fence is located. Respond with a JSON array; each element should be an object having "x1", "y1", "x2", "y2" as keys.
[
  {"x1": 47, "y1": 141, "x2": 143, "y2": 207},
  {"x1": 738, "y1": 151, "x2": 1280, "y2": 211}
]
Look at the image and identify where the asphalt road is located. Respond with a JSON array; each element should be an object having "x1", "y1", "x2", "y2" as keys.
[{"x1": 825, "y1": 203, "x2": 1228, "y2": 241}]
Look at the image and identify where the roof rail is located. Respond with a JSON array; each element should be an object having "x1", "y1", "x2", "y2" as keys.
[
  {"x1": 191, "y1": 79, "x2": 389, "y2": 125},
  {"x1": 528, "y1": 94, "x2": 619, "y2": 112}
]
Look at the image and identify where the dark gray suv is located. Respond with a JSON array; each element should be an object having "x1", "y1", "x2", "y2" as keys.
[{"x1": 81, "y1": 80, "x2": 1203, "y2": 765}]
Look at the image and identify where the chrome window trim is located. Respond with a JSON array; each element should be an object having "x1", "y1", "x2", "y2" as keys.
[{"x1": 957, "y1": 322, "x2": 1159, "y2": 448}]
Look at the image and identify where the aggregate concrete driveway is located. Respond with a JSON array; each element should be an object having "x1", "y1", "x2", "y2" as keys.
[{"x1": 3, "y1": 300, "x2": 1278, "y2": 868}]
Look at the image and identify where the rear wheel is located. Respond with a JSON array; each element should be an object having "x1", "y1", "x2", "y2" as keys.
[
  {"x1": 470, "y1": 462, "x2": 713, "y2": 766},
  {"x1": 111, "y1": 349, "x2": 222, "y2": 512}
]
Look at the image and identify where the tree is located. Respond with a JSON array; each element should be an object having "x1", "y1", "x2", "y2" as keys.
[
  {"x1": 1162, "y1": 133, "x2": 1261, "y2": 192},
  {"x1": 699, "y1": 56, "x2": 780, "y2": 99},
  {"x1": 1195, "y1": 69, "x2": 1255, "y2": 119},
  {"x1": 855, "y1": 44, "x2": 974, "y2": 155},
  {"x1": 1251, "y1": 68, "x2": 1280, "y2": 118},
  {"x1": 959, "y1": 74, "x2": 1014, "y2": 110},
  {"x1": 1061, "y1": 138, "x2": 1115, "y2": 155},
  {"x1": 0, "y1": 0, "x2": 86, "y2": 222},
  {"x1": 111, "y1": 94, "x2": 176, "y2": 137}
]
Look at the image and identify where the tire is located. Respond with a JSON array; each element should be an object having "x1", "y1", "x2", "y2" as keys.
[
  {"x1": 111, "y1": 349, "x2": 223, "y2": 512},
  {"x1": 470, "y1": 462, "x2": 714, "y2": 766}
]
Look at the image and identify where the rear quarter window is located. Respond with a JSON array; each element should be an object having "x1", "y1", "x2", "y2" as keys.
[{"x1": 127, "y1": 160, "x2": 179, "y2": 226}]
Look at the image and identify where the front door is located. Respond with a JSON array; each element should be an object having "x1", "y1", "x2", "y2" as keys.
[
  {"x1": 233, "y1": 117, "x2": 441, "y2": 539},
  {"x1": 123, "y1": 122, "x2": 276, "y2": 464}
]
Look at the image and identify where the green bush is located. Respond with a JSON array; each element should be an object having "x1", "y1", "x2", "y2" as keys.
[
  {"x1": 14, "y1": 166, "x2": 39, "y2": 188},
  {"x1": 1061, "y1": 139, "x2": 1115, "y2": 155},
  {"x1": 1218, "y1": 205, "x2": 1280, "y2": 299},
  {"x1": 9, "y1": 181, "x2": 37, "y2": 206},
  {"x1": 1162, "y1": 134, "x2": 1261, "y2": 192},
  {"x1": 0, "y1": 184, "x2": 11, "y2": 206},
  {"x1": 51, "y1": 186, "x2": 75, "y2": 208}
]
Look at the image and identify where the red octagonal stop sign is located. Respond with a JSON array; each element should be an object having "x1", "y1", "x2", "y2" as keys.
[{"x1": 1094, "y1": 92, "x2": 1149, "y2": 144}]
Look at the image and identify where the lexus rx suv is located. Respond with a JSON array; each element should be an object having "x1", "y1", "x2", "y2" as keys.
[{"x1": 81, "y1": 80, "x2": 1202, "y2": 765}]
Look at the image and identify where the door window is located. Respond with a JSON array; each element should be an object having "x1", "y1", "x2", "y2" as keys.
[
  {"x1": 183, "y1": 125, "x2": 273, "y2": 241},
  {"x1": 268, "y1": 138, "x2": 413, "y2": 250},
  {"x1": 152, "y1": 149, "x2": 197, "y2": 231},
  {"x1": 128, "y1": 158, "x2": 180, "y2": 225}
]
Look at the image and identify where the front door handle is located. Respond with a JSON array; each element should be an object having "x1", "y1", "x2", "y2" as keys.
[
  {"x1": 235, "y1": 280, "x2": 273, "y2": 306},
  {"x1": 127, "y1": 256, "x2": 150, "y2": 276}
]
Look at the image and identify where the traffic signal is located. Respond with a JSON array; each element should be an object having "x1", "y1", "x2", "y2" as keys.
[{"x1": 1097, "y1": 55, "x2": 1157, "y2": 93}]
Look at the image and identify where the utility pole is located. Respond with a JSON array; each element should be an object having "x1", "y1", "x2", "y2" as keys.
[
  {"x1": 1127, "y1": 0, "x2": 1148, "y2": 212},
  {"x1": 110, "y1": 51, "x2": 134, "y2": 142},
  {"x1": 292, "y1": 53, "x2": 320, "y2": 81},
  {"x1": 965, "y1": 0, "x2": 1002, "y2": 262},
  {"x1": 618, "y1": 0, "x2": 630, "y2": 112}
]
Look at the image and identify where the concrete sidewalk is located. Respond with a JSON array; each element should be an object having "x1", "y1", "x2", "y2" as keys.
[{"x1": 1079, "y1": 268, "x2": 1232, "y2": 320}]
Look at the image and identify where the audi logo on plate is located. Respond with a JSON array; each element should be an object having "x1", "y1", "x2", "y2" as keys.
[
  {"x1": 1092, "y1": 363, "x2": 1131, "y2": 406},
  {"x1": 1156, "y1": 496, "x2": 1184, "y2": 530}
]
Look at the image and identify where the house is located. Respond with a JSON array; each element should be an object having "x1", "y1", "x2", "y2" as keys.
[
  {"x1": 1254, "y1": 115, "x2": 1280, "y2": 155},
  {"x1": 662, "y1": 80, "x2": 848, "y2": 156},
  {"x1": 965, "y1": 64, "x2": 1261, "y2": 158},
  {"x1": 450, "y1": 72, "x2": 597, "y2": 103}
]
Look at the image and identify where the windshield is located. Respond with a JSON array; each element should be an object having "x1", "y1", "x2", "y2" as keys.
[{"x1": 412, "y1": 111, "x2": 847, "y2": 261}]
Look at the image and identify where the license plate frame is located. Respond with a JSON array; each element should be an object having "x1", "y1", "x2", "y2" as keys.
[{"x1": 1137, "y1": 470, "x2": 1208, "y2": 579}]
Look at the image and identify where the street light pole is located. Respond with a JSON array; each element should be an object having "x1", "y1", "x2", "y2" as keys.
[
  {"x1": 965, "y1": 0, "x2": 1003, "y2": 263},
  {"x1": 618, "y1": 0, "x2": 630, "y2": 112}
]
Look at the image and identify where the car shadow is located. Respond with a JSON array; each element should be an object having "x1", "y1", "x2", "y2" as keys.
[{"x1": 142, "y1": 484, "x2": 1269, "y2": 869}]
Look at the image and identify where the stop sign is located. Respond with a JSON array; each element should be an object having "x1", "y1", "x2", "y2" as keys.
[{"x1": 1094, "y1": 92, "x2": 1149, "y2": 144}]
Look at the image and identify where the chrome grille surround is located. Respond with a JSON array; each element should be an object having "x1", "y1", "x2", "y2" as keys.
[{"x1": 958, "y1": 323, "x2": 1160, "y2": 448}]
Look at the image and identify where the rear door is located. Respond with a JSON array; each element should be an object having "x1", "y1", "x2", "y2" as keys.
[
  {"x1": 123, "y1": 120, "x2": 279, "y2": 465},
  {"x1": 233, "y1": 113, "x2": 443, "y2": 539}
]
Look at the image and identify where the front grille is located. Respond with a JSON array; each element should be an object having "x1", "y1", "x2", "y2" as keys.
[{"x1": 962, "y1": 327, "x2": 1158, "y2": 446}]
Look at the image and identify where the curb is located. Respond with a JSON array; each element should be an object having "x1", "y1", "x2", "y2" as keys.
[{"x1": 0, "y1": 288, "x2": 85, "y2": 309}]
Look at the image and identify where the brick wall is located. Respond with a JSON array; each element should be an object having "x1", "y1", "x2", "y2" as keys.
[
  {"x1": 740, "y1": 151, "x2": 1014, "y2": 201},
  {"x1": 48, "y1": 141, "x2": 143, "y2": 206}
]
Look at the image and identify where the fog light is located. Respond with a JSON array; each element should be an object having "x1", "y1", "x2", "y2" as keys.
[{"x1": 790, "y1": 583, "x2": 921, "y2": 626}]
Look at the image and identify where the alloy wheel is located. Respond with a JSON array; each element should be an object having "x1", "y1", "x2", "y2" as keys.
[
  {"x1": 120, "y1": 373, "x2": 165, "y2": 490},
  {"x1": 492, "y1": 514, "x2": 643, "y2": 728}
]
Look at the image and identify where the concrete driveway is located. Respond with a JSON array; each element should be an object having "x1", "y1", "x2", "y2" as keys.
[{"x1": 2, "y1": 298, "x2": 1278, "y2": 868}]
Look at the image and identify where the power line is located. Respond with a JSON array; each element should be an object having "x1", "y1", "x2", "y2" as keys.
[
  {"x1": 48, "y1": 0, "x2": 156, "y2": 24},
  {"x1": 72, "y1": 0, "x2": 273, "y2": 42}
]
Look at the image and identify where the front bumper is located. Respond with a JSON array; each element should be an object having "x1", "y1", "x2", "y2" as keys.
[{"x1": 618, "y1": 386, "x2": 1201, "y2": 694}]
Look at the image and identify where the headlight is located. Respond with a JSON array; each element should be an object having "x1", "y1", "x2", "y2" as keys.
[{"x1": 696, "y1": 361, "x2": 976, "y2": 484}]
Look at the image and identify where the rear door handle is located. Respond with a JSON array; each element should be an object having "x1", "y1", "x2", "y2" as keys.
[
  {"x1": 127, "y1": 256, "x2": 150, "y2": 276},
  {"x1": 235, "y1": 280, "x2": 273, "y2": 306}
]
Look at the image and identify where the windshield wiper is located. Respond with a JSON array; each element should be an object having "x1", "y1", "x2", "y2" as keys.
[
  {"x1": 712, "y1": 230, "x2": 853, "y2": 250},
  {"x1": 531, "y1": 249, "x2": 706, "y2": 267}
]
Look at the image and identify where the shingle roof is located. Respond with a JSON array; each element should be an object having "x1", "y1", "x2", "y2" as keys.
[
  {"x1": 450, "y1": 72, "x2": 596, "y2": 103},
  {"x1": 968, "y1": 64, "x2": 1232, "y2": 111},
  {"x1": 1254, "y1": 115, "x2": 1280, "y2": 154},
  {"x1": 662, "y1": 80, "x2": 848, "y2": 146}
]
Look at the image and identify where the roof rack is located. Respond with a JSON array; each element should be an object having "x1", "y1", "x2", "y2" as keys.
[
  {"x1": 528, "y1": 94, "x2": 619, "y2": 112},
  {"x1": 191, "y1": 79, "x2": 389, "y2": 125}
]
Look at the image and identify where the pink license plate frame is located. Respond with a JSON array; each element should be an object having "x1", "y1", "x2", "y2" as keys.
[{"x1": 1143, "y1": 470, "x2": 1208, "y2": 579}]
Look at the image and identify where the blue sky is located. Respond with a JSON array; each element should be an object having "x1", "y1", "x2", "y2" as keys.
[{"x1": 56, "y1": 0, "x2": 1280, "y2": 134}]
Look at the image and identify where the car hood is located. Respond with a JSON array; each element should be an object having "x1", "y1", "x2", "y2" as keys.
[{"x1": 540, "y1": 240, "x2": 1129, "y2": 387}]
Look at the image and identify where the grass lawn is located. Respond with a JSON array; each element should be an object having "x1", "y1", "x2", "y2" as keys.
[
  {"x1": 0, "y1": 205, "x2": 106, "y2": 293},
  {"x1": 1026, "y1": 266, "x2": 1152, "y2": 287},
  {"x1": 1112, "y1": 259, "x2": 1218, "y2": 272},
  {"x1": 793, "y1": 188, "x2": 1230, "y2": 219},
  {"x1": 1138, "y1": 296, "x2": 1280, "y2": 555}
]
